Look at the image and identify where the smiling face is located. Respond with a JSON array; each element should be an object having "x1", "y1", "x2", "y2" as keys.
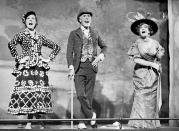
[
  {"x1": 25, "y1": 14, "x2": 37, "y2": 30},
  {"x1": 138, "y1": 23, "x2": 151, "y2": 38},
  {"x1": 79, "y1": 13, "x2": 92, "y2": 28}
]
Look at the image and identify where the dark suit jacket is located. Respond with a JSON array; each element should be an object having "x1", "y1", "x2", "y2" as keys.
[{"x1": 66, "y1": 27, "x2": 107, "y2": 73}]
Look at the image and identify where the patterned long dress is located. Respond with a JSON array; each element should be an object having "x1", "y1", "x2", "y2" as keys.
[
  {"x1": 127, "y1": 38, "x2": 164, "y2": 128},
  {"x1": 8, "y1": 29, "x2": 60, "y2": 115}
]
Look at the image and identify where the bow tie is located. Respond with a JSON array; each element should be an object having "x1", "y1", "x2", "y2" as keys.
[{"x1": 83, "y1": 29, "x2": 89, "y2": 38}]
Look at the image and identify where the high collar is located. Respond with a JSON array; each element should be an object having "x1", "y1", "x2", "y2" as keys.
[
  {"x1": 24, "y1": 28, "x2": 39, "y2": 40},
  {"x1": 140, "y1": 37, "x2": 151, "y2": 42},
  {"x1": 80, "y1": 25, "x2": 89, "y2": 32},
  {"x1": 81, "y1": 25, "x2": 90, "y2": 38},
  {"x1": 75, "y1": 27, "x2": 96, "y2": 40}
]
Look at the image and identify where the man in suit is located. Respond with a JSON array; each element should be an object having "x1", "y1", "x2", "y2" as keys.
[{"x1": 66, "y1": 8, "x2": 107, "y2": 129}]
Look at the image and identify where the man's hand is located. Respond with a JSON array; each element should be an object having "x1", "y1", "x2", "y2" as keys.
[
  {"x1": 68, "y1": 65, "x2": 74, "y2": 80},
  {"x1": 92, "y1": 53, "x2": 104, "y2": 67}
]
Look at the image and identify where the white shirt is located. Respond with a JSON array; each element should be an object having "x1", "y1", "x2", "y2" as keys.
[{"x1": 81, "y1": 26, "x2": 90, "y2": 38}]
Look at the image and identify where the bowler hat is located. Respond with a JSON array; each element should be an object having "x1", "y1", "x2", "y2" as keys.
[
  {"x1": 131, "y1": 19, "x2": 158, "y2": 36},
  {"x1": 77, "y1": 8, "x2": 93, "y2": 23}
]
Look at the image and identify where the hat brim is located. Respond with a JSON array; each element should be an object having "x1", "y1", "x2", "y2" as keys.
[
  {"x1": 77, "y1": 12, "x2": 93, "y2": 23},
  {"x1": 131, "y1": 19, "x2": 158, "y2": 36}
]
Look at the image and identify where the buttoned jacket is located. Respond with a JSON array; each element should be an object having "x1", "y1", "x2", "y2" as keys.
[
  {"x1": 8, "y1": 29, "x2": 60, "y2": 62},
  {"x1": 66, "y1": 27, "x2": 107, "y2": 73}
]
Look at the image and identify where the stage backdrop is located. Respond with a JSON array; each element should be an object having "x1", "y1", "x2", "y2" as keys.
[{"x1": 0, "y1": 0, "x2": 169, "y2": 122}]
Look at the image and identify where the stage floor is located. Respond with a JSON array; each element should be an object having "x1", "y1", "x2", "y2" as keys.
[{"x1": 0, "y1": 123, "x2": 178, "y2": 130}]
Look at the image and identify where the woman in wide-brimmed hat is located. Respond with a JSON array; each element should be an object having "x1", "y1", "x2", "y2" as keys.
[
  {"x1": 7, "y1": 11, "x2": 61, "y2": 129},
  {"x1": 127, "y1": 11, "x2": 165, "y2": 128}
]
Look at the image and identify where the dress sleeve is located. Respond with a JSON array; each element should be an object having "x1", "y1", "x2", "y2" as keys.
[
  {"x1": 41, "y1": 35, "x2": 61, "y2": 61},
  {"x1": 8, "y1": 32, "x2": 23, "y2": 62},
  {"x1": 127, "y1": 41, "x2": 141, "y2": 60},
  {"x1": 156, "y1": 42, "x2": 165, "y2": 60}
]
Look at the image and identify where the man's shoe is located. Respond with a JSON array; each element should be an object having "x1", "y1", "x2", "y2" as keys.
[
  {"x1": 78, "y1": 122, "x2": 87, "y2": 129},
  {"x1": 39, "y1": 122, "x2": 45, "y2": 129},
  {"x1": 25, "y1": 122, "x2": 32, "y2": 129},
  {"x1": 40, "y1": 124, "x2": 45, "y2": 129},
  {"x1": 90, "y1": 112, "x2": 96, "y2": 125},
  {"x1": 113, "y1": 121, "x2": 121, "y2": 129},
  {"x1": 91, "y1": 123, "x2": 98, "y2": 128}
]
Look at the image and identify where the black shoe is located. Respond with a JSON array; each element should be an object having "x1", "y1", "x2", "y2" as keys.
[{"x1": 91, "y1": 123, "x2": 97, "y2": 128}]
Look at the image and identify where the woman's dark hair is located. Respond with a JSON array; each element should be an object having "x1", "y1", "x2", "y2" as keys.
[{"x1": 22, "y1": 11, "x2": 38, "y2": 28}]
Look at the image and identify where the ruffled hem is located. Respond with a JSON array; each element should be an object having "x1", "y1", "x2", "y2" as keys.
[
  {"x1": 8, "y1": 108, "x2": 53, "y2": 115},
  {"x1": 12, "y1": 61, "x2": 50, "y2": 77}
]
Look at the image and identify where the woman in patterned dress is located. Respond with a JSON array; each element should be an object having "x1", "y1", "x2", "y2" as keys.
[
  {"x1": 127, "y1": 18, "x2": 165, "y2": 128},
  {"x1": 8, "y1": 11, "x2": 60, "y2": 129}
]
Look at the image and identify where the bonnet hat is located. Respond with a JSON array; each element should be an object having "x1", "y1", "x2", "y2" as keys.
[
  {"x1": 77, "y1": 8, "x2": 93, "y2": 23},
  {"x1": 127, "y1": 9, "x2": 158, "y2": 36}
]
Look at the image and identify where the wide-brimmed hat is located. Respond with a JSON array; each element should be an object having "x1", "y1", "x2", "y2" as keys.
[
  {"x1": 77, "y1": 8, "x2": 93, "y2": 23},
  {"x1": 130, "y1": 18, "x2": 158, "y2": 36}
]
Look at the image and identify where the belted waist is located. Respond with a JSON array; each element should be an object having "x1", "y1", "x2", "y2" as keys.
[
  {"x1": 134, "y1": 63, "x2": 159, "y2": 75},
  {"x1": 134, "y1": 64, "x2": 151, "y2": 70}
]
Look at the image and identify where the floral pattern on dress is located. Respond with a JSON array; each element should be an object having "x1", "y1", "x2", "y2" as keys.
[{"x1": 8, "y1": 29, "x2": 60, "y2": 115}]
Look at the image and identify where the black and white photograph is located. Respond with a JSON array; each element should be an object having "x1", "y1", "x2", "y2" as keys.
[{"x1": 0, "y1": 0, "x2": 178, "y2": 130}]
